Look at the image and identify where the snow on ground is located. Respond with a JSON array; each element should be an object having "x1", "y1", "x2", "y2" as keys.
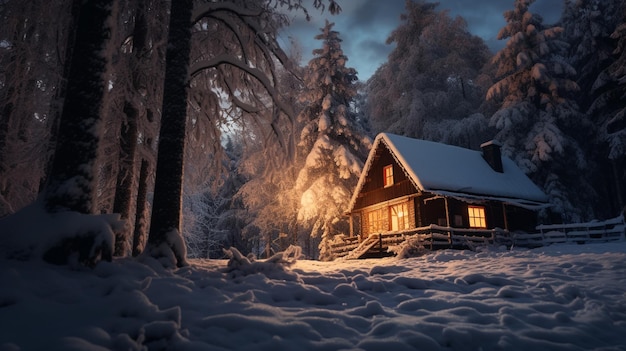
[{"x1": 1, "y1": 242, "x2": 626, "y2": 351}]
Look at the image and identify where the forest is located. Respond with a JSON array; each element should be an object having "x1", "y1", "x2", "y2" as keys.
[{"x1": 0, "y1": 0, "x2": 625, "y2": 266}]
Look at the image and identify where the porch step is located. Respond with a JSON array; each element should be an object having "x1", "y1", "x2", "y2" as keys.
[{"x1": 344, "y1": 234, "x2": 383, "y2": 260}]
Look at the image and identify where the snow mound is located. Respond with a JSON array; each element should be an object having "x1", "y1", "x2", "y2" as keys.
[
  {"x1": 224, "y1": 245, "x2": 302, "y2": 280},
  {"x1": 0, "y1": 202, "x2": 123, "y2": 267}
]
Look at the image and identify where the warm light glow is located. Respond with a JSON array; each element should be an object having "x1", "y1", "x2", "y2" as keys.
[
  {"x1": 367, "y1": 209, "x2": 384, "y2": 233},
  {"x1": 390, "y1": 202, "x2": 409, "y2": 231},
  {"x1": 298, "y1": 188, "x2": 318, "y2": 221},
  {"x1": 468, "y1": 206, "x2": 486, "y2": 228}
]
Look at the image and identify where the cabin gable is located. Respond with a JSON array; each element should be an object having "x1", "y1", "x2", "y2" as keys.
[{"x1": 352, "y1": 141, "x2": 417, "y2": 212}]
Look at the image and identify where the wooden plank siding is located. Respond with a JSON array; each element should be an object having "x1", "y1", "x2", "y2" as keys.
[{"x1": 353, "y1": 179, "x2": 416, "y2": 210}]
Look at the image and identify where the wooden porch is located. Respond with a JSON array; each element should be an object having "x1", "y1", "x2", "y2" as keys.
[{"x1": 329, "y1": 225, "x2": 511, "y2": 259}]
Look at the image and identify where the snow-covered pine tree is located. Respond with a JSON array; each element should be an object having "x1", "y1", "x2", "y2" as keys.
[
  {"x1": 366, "y1": 0, "x2": 491, "y2": 142},
  {"x1": 295, "y1": 20, "x2": 371, "y2": 260},
  {"x1": 365, "y1": 0, "x2": 438, "y2": 137},
  {"x1": 587, "y1": 2, "x2": 626, "y2": 213},
  {"x1": 487, "y1": 0, "x2": 591, "y2": 221},
  {"x1": 561, "y1": 0, "x2": 622, "y2": 111}
]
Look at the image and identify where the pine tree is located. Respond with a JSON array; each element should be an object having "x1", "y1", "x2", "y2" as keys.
[
  {"x1": 366, "y1": 0, "x2": 438, "y2": 137},
  {"x1": 487, "y1": 0, "x2": 590, "y2": 221},
  {"x1": 295, "y1": 21, "x2": 371, "y2": 260},
  {"x1": 587, "y1": 3, "x2": 626, "y2": 213},
  {"x1": 366, "y1": 0, "x2": 490, "y2": 140},
  {"x1": 561, "y1": 0, "x2": 622, "y2": 111}
]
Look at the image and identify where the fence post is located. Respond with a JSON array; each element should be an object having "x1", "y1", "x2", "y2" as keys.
[{"x1": 379, "y1": 233, "x2": 384, "y2": 258}]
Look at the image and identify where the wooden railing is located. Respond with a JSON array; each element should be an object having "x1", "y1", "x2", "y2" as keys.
[{"x1": 330, "y1": 225, "x2": 510, "y2": 259}]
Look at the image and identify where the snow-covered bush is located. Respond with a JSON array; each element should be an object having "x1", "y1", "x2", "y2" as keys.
[{"x1": 387, "y1": 235, "x2": 429, "y2": 259}]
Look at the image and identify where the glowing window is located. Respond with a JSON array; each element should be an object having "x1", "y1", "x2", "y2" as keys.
[
  {"x1": 390, "y1": 202, "x2": 410, "y2": 231},
  {"x1": 367, "y1": 209, "x2": 385, "y2": 234},
  {"x1": 383, "y1": 165, "x2": 394, "y2": 187},
  {"x1": 468, "y1": 206, "x2": 486, "y2": 228}
]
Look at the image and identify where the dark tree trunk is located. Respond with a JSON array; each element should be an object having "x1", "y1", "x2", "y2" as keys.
[
  {"x1": 0, "y1": 92, "x2": 13, "y2": 195},
  {"x1": 112, "y1": 102, "x2": 139, "y2": 256},
  {"x1": 145, "y1": 0, "x2": 193, "y2": 267},
  {"x1": 43, "y1": 0, "x2": 112, "y2": 214},
  {"x1": 39, "y1": 0, "x2": 81, "y2": 194},
  {"x1": 132, "y1": 158, "x2": 150, "y2": 256},
  {"x1": 33, "y1": 0, "x2": 115, "y2": 266}
]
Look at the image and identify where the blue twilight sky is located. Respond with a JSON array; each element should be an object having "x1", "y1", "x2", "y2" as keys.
[{"x1": 278, "y1": 0, "x2": 563, "y2": 81}]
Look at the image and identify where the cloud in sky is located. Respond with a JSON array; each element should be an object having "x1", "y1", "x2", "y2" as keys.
[{"x1": 278, "y1": 0, "x2": 563, "y2": 81}]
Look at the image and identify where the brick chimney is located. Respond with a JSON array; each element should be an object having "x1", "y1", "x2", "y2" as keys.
[{"x1": 481, "y1": 140, "x2": 503, "y2": 173}]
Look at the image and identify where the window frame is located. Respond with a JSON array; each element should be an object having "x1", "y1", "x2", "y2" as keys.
[
  {"x1": 389, "y1": 202, "x2": 410, "y2": 231},
  {"x1": 367, "y1": 208, "x2": 385, "y2": 234},
  {"x1": 467, "y1": 205, "x2": 487, "y2": 228},
  {"x1": 383, "y1": 164, "x2": 394, "y2": 187}
]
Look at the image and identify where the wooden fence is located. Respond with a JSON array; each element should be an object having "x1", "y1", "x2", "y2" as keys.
[
  {"x1": 329, "y1": 216, "x2": 626, "y2": 259},
  {"x1": 512, "y1": 216, "x2": 625, "y2": 248}
]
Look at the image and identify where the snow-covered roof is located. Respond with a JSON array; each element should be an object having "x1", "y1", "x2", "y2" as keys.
[{"x1": 349, "y1": 133, "x2": 549, "y2": 211}]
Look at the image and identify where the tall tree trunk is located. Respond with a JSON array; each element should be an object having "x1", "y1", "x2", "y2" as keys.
[
  {"x1": 35, "y1": 0, "x2": 114, "y2": 266},
  {"x1": 132, "y1": 158, "x2": 150, "y2": 256},
  {"x1": 145, "y1": 0, "x2": 192, "y2": 267},
  {"x1": 112, "y1": 102, "x2": 138, "y2": 256},
  {"x1": 43, "y1": 0, "x2": 112, "y2": 214},
  {"x1": 0, "y1": 92, "x2": 14, "y2": 212},
  {"x1": 40, "y1": 0, "x2": 81, "y2": 195}
]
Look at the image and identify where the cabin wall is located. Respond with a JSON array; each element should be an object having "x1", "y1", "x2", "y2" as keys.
[
  {"x1": 416, "y1": 196, "x2": 510, "y2": 230},
  {"x1": 352, "y1": 194, "x2": 541, "y2": 238},
  {"x1": 419, "y1": 196, "x2": 446, "y2": 226},
  {"x1": 505, "y1": 206, "x2": 538, "y2": 232}
]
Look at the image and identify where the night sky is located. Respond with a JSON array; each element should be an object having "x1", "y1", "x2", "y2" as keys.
[{"x1": 279, "y1": 0, "x2": 563, "y2": 80}]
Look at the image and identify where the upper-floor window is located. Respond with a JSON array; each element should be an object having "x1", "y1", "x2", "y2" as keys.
[
  {"x1": 383, "y1": 165, "x2": 394, "y2": 187},
  {"x1": 468, "y1": 206, "x2": 487, "y2": 228}
]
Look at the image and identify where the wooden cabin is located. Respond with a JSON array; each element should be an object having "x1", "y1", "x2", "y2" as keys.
[{"x1": 337, "y1": 133, "x2": 549, "y2": 258}]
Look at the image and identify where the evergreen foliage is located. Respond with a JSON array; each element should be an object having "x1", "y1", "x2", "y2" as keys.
[
  {"x1": 295, "y1": 20, "x2": 371, "y2": 260},
  {"x1": 487, "y1": 0, "x2": 592, "y2": 221},
  {"x1": 366, "y1": 0, "x2": 491, "y2": 148}
]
